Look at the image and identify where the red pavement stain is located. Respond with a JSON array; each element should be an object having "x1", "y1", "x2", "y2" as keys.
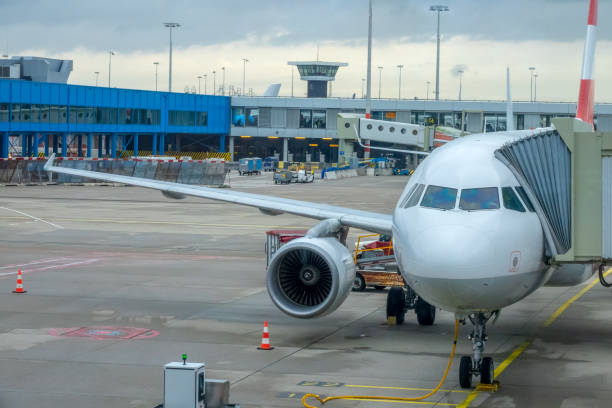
[{"x1": 48, "y1": 326, "x2": 160, "y2": 340}]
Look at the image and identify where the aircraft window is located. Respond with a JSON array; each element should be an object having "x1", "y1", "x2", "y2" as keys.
[
  {"x1": 502, "y1": 187, "x2": 526, "y2": 212},
  {"x1": 401, "y1": 183, "x2": 425, "y2": 208},
  {"x1": 459, "y1": 187, "x2": 500, "y2": 210},
  {"x1": 515, "y1": 186, "x2": 535, "y2": 212},
  {"x1": 421, "y1": 185, "x2": 457, "y2": 210}
]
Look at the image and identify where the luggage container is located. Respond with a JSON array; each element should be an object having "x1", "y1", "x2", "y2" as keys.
[{"x1": 238, "y1": 158, "x2": 262, "y2": 175}]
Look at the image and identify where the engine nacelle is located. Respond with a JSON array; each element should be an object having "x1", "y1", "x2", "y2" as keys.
[
  {"x1": 267, "y1": 237, "x2": 355, "y2": 318},
  {"x1": 544, "y1": 263, "x2": 598, "y2": 287}
]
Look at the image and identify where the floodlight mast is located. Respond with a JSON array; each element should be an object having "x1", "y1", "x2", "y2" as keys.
[
  {"x1": 164, "y1": 22, "x2": 180, "y2": 92},
  {"x1": 430, "y1": 5, "x2": 449, "y2": 100}
]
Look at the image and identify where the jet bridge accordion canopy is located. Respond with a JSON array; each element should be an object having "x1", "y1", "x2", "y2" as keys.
[{"x1": 495, "y1": 129, "x2": 572, "y2": 256}]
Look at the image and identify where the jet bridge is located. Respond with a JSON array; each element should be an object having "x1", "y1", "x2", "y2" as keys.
[
  {"x1": 495, "y1": 117, "x2": 612, "y2": 264},
  {"x1": 336, "y1": 113, "x2": 466, "y2": 157}
]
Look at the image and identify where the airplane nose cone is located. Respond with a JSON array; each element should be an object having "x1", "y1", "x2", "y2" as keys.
[
  {"x1": 411, "y1": 225, "x2": 493, "y2": 276},
  {"x1": 400, "y1": 224, "x2": 501, "y2": 311}
]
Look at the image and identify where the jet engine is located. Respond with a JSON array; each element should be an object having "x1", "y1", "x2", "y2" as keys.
[{"x1": 266, "y1": 237, "x2": 355, "y2": 318}]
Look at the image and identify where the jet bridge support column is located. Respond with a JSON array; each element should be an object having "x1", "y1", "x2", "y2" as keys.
[{"x1": 229, "y1": 136, "x2": 235, "y2": 161}]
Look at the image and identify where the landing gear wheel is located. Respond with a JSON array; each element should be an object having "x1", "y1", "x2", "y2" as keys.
[
  {"x1": 352, "y1": 273, "x2": 366, "y2": 292},
  {"x1": 459, "y1": 356, "x2": 473, "y2": 389},
  {"x1": 480, "y1": 357, "x2": 494, "y2": 385},
  {"x1": 415, "y1": 298, "x2": 436, "y2": 326},
  {"x1": 386, "y1": 287, "x2": 406, "y2": 325}
]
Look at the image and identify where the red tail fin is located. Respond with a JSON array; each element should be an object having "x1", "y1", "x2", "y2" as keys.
[{"x1": 576, "y1": 0, "x2": 598, "y2": 127}]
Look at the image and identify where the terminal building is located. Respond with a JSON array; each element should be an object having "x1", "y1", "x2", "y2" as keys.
[
  {"x1": 0, "y1": 79, "x2": 230, "y2": 159},
  {"x1": 229, "y1": 96, "x2": 612, "y2": 162},
  {"x1": 1, "y1": 55, "x2": 611, "y2": 162}
]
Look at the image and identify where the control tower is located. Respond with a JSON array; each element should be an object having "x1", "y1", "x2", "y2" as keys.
[{"x1": 288, "y1": 61, "x2": 348, "y2": 98}]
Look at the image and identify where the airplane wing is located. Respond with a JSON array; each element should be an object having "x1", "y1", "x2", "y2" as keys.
[{"x1": 43, "y1": 155, "x2": 393, "y2": 234}]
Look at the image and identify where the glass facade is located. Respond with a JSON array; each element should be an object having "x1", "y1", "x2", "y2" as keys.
[
  {"x1": 245, "y1": 108, "x2": 259, "y2": 127},
  {"x1": 1, "y1": 103, "x2": 163, "y2": 125},
  {"x1": 299, "y1": 109, "x2": 312, "y2": 128},
  {"x1": 231, "y1": 107, "x2": 245, "y2": 126}
]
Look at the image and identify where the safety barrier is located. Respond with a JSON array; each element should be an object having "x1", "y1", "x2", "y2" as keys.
[
  {"x1": 0, "y1": 157, "x2": 228, "y2": 186},
  {"x1": 122, "y1": 151, "x2": 231, "y2": 161}
]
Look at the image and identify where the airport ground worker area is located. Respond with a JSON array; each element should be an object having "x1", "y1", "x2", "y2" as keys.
[{"x1": 1, "y1": 174, "x2": 612, "y2": 408}]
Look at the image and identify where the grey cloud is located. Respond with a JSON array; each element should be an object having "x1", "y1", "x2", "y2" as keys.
[{"x1": 2, "y1": 0, "x2": 611, "y2": 55}]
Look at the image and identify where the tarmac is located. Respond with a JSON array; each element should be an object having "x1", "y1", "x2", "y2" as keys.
[{"x1": 1, "y1": 172, "x2": 612, "y2": 408}]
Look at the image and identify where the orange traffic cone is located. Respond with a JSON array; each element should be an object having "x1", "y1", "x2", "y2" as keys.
[
  {"x1": 12, "y1": 270, "x2": 27, "y2": 294},
  {"x1": 257, "y1": 321, "x2": 274, "y2": 350}
]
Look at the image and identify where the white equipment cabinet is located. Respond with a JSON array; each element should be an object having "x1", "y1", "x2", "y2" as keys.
[{"x1": 164, "y1": 362, "x2": 206, "y2": 408}]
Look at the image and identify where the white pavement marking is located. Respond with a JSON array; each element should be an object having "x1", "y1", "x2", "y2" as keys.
[
  {"x1": 0, "y1": 257, "x2": 71, "y2": 270},
  {"x1": 0, "y1": 259, "x2": 99, "y2": 277},
  {"x1": 0, "y1": 206, "x2": 64, "y2": 229}
]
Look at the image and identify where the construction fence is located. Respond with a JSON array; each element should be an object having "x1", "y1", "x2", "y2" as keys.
[{"x1": 0, "y1": 157, "x2": 228, "y2": 186}]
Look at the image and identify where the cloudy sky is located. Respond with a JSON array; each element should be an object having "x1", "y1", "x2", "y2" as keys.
[{"x1": 4, "y1": 0, "x2": 612, "y2": 102}]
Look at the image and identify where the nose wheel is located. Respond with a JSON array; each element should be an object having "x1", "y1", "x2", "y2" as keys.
[{"x1": 459, "y1": 312, "x2": 495, "y2": 389}]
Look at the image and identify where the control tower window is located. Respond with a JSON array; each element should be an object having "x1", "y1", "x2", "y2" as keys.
[
  {"x1": 421, "y1": 185, "x2": 458, "y2": 210},
  {"x1": 459, "y1": 187, "x2": 499, "y2": 210}
]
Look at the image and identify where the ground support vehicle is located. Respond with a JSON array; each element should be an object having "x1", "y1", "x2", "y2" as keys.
[
  {"x1": 238, "y1": 158, "x2": 262, "y2": 175},
  {"x1": 273, "y1": 170, "x2": 293, "y2": 184},
  {"x1": 263, "y1": 157, "x2": 279, "y2": 172},
  {"x1": 295, "y1": 170, "x2": 314, "y2": 183},
  {"x1": 265, "y1": 229, "x2": 310, "y2": 267}
]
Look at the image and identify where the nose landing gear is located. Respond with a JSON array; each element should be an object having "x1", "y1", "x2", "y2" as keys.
[{"x1": 459, "y1": 312, "x2": 495, "y2": 389}]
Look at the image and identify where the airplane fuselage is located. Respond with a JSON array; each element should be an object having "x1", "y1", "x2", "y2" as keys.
[{"x1": 392, "y1": 131, "x2": 553, "y2": 314}]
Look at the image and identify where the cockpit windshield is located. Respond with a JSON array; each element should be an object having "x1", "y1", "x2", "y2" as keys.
[
  {"x1": 459, "y1": 187, "x2": 500, "y2": 210},
  {"x1": 420, "y1": 185, "x2": 458, "y2": 210}
]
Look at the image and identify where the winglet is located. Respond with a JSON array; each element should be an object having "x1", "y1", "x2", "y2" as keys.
[{"x1": 44, "y1": 153, "x2": 56, "y2": 172}]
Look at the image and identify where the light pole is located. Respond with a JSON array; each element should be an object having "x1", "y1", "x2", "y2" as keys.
[
  {"x1": 203, "y1": 74, "x2": 207, "y2": 94},
  {"x1": 242, "y1": 58, "x2": 249, "y2": 96},
  {"x1": 397, "y1": 64, "x2": 404, "y2": 100},
  {"x1": 153, "y1": 62, "x2": 159, "y2": 91},
  {"x1": 212, "y1": 70, "x2": 216, "y2": 95},
  {"x1": 377, "y1": 66, "x2": 383, "y2": 99},
  {"x1": 529, "y1": 66, "x2": 536, "y2": 102},
  {"x1": 426, "y1": 81, "x2": 431, "y2": 100},
  {"x1": 94, "y1": 71, "x2": 99, "y2": 87},
  {"x1": 197, "y1": 75, "x2": 202, "y2": 94},
  {"x1": 366, "y1": 0, "x2": 372, "y2": 117},
  {"x1": 457, "y1": 69, "x2": 464, "y2": 101},
  {"x1": 534, "y1": 73, "x2": 538, "y2": 102},
  {"x1": 430, "y1": 5, "x2": 449, "y2": 100},
  {"x1": 108, "y1": 50, "x2": 115, "y2": 88},
  {"x1": 361, "y1": 78, "x2": 366, "y2": 99},
  {"x1": 220, "y1": 67, "x2": 226, "y2": 95},
  {"x1": 164, "y1": 22, "x2": 180, "y2": 92}
]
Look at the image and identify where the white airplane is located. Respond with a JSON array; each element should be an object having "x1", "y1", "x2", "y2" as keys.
[{"x1": 43, "y1": 0, "x2": 600, "y2": 389}]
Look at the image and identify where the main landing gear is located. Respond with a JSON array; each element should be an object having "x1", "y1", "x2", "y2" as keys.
[
  {"x1": 459, "y1": 312, "x2": 495, "y2": 388},
  {"x1": 386, "y1": 285, "x2": 436, "y2": 326}
]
